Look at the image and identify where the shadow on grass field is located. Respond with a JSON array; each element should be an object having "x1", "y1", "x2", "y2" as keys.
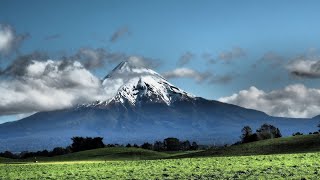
[{"x1": 0, "y1": 147, "x2": 200, "y2": 164}]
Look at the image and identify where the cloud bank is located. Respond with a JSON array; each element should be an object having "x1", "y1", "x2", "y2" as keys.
[
  {"x1": 219, "y1": 84, "x2": 320, "y2": 118},
  {"x1": 0, "y1": 53, "x2": 161, "y2": 116},
  {"x1": 0, "y1": 59, "x2": 108, "y2": 115}
]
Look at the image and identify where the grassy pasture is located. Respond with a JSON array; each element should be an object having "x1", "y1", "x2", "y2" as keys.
[
  {"x1": 1, "y1": 135, "x2": 320, "y2": 179},
  {"x1": 1, "y1": 152, "x2": 319, "y2": 179}
]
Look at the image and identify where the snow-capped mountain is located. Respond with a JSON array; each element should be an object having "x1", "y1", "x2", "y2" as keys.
[
  {"x1": 89, "y1": 60, "x2": 193, "y2": 107},
  {"x1": 0, "y1": 60, "x2": 318, "y2": 151}
]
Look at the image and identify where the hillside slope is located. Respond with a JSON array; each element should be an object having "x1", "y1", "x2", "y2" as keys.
[
  {"x1": 3, "y1": 147, "x2": 194, "y2": 163},
  {"x1": 180, "y1": 134, "x2": 320, "y2": 158},
  {"x1": 40, "y1": 147, "x2": 172, "y2": 162}
]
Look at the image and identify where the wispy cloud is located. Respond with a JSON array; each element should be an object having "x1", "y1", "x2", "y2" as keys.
[
  {"x1": 218, "y1": 47, "x2": 246, "y2": 62},
  {"x1": 252, "y1": 51, "x2": 285, "y2": 68},
  {"x1": 163, "y1": 67, "x2": 210, "y2": 82},
  {"x1": 177, "y1": 51, "x2": 195, "y2": 66},
  {"x1": 209, "y1": 74, "x2": 234, "y2": 84},
  {"x1": 110, "y1": 26, "x2": 130, "y2": 43},
  {"x1": 64, "y1": 48, "x2": 160, "y2": 70},
  {"x1": 201, "y1": 52, "x2": 215, "y2": 64},
  {"x1": 44, "y1": 33, "x2": 61, "y2": 40},
  {"x1": 163, "y1": 67, "x2": 235, "y2": 84}
]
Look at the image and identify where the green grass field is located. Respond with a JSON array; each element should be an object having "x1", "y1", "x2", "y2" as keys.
[
  {"x1": 1, "y1": 135, "x2": 320, "y2": 179},
  {"x1": 1, "y1": 152, "x2": 320, "y2": 179}
]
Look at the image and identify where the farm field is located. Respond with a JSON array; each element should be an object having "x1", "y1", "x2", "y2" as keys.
[{"x1": 1, "y1": 152, "x2": 320, "y2": 179}]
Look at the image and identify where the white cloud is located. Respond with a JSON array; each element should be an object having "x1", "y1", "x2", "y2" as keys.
[
  {"x1": 163, "y1": 67, "x2": 235, "y2": 84},
  {"x1": 0, "y1": 55, "x2": 161, "y2": 116},
  {"x1": 287, "y1": 59, "x2": 320, "y2": 78},
  {"x1": 0, "y1": 25, "x2": 14, "y2": 53},
  {"x1": 163, "y1": 68, "x2": 210, "y2": 82},
  {"x1": 219, "y1": 84, "x2": 320, "y2": 118},
  {"x1": 0, "y1": 60, "x2": 109, "y2": 115},
  {"x1": 0, "y1": 24, "x2": 29, "y2": 55}
]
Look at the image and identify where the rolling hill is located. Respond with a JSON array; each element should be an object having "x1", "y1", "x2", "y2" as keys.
[
  {"x1": 178, "y1": 134, "x2": 320, "y2": 158},
  {"x1": 1, "y1": 147, "x2": 197, "y2": 163}
]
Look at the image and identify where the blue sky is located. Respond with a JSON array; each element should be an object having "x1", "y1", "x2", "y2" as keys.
[{"x1": 1, "y1": 0, "x2": 320, "y2": 122}]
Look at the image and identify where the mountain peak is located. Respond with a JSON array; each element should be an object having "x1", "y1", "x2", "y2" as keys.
[
  {"x1": 111, "y1": 60, "x2": 139, "y2": 73},
  {"x1": 104, "y1": 57, "x2": 162, "y2": 80},
  {"x1": 92, "y1": 59, "x2": 194, "y2": 107}
]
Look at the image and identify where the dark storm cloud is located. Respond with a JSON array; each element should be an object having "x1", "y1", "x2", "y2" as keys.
[{"x1": 0, "y1": 51, "x2": 48, "y2": 77}]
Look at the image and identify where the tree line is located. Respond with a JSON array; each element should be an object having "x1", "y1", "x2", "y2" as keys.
[
  {"x1": 240, "y1": 123, "x2": 282, "y2": 144},
  {"x1": 135, "y1": 137, "x2": 198, "y2": 151},
  {"x1": 0, "y1": 137, "x2": 198, "y2": 159},
  {"x1": 239, "y1": 122, "x2": 320, "y2": 144},
  {"x1": 0, "y1": 137, "x2": 105, "y2": 159}
]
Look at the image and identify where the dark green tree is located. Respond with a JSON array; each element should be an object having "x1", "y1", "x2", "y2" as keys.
[
  {"x1": 164, "y1": 137, "x2": 180, "y2": 151},
  {"x1": 256, "y1": 124, "x2": 282, "y2": 140},
  {"x1": 71, "y1": 137, "x2": 104, "y2": 152},
  {"x1": 190, "y1": 142, "x2": 199, "y2": 150},
  {"x1": 240, "y1": 126, "x2": 258, "y2": 143},
  {"x1": 153, "y1": 141, "x2": 164, "y2": 151},
  {"x1": 126, "y1": 143, "x2": 132, "y2": 148},
  {"x1": 180, "y1": 140, "x2": 191, "y2": 150},
  {"x1": 141, "y1": 142, "x2": 153, "y2": 150},
  {"x1": 133, "y1": 144, "x2": 139, "y2": 148}
]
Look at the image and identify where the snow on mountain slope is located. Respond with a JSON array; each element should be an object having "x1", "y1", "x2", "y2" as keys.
[{"x1": 87, "y1": 58, "x2": 194, "y2": 107}]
